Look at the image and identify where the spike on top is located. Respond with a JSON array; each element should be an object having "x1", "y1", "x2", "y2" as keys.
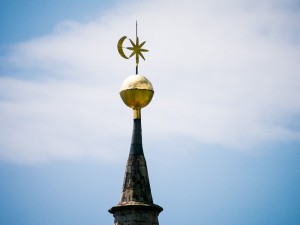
[{"x1": 117, "y1": 23, "x2": 149, "y2": 74}]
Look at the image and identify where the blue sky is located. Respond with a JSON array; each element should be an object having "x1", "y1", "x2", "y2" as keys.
[{"x1": 0, "y1": 0, "x2": 300, "y2": 225}]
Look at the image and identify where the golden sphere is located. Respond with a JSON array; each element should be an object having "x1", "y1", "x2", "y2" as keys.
[{"x1": 120, "y1": 75, "x2": 154, "y2": 109}]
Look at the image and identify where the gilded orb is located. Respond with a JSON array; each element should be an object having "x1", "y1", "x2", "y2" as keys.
[{"x1": 120, "y1": 75, "x2": 154, "y2": 110}]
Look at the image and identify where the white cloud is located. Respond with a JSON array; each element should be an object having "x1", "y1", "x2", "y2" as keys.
[{"x1": 1, "y1": 0, "x2": 300, "y2": 163}]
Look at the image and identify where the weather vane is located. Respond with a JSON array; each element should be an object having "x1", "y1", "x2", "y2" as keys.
[{"x1": 117, "y1": 21, "x2": 149, "y2": 74}]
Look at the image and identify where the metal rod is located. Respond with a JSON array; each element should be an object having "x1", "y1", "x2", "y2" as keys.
[{"x1": 136, "y1": 20, "x2": 138, "y2": 74}]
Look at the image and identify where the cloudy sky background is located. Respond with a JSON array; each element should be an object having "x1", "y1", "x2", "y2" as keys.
[{"x1": 0, "y1": 0, "x2": 300, "y2": 224}]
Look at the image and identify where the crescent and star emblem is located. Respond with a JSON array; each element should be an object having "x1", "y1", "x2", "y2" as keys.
[{"x1": 117, "y1": 22, "x2": 149, "y2": 74}]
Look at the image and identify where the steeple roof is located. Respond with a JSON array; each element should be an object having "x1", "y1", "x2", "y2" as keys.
[{"x1": 109, "y1": 118, "x2": 162, "y2": 214}]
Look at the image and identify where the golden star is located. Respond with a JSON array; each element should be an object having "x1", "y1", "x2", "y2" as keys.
[{"x1": 126, "y1": 37, "x2": 149, "y2": 65}]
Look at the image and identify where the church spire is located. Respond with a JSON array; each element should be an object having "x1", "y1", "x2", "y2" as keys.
[
  {"x1": 109, "y1": 23, "x2": 163, "y2": 225},
  {"x1": 120, "y1": 118, "x2": 153, "y2": 204}
]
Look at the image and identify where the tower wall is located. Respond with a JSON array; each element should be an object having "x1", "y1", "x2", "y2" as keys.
[{"x1": 112, "y1": 207, "x2": 160, "y2": 225}]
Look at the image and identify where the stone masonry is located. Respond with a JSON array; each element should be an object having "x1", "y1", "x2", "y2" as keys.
[{"x1": 109, "y1": 119, "x2": 163, "y2": 225}]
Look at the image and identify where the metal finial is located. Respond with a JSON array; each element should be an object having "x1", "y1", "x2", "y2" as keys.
[{"x1": 117, "y1": 22, "x2": 149, "y2": 75}]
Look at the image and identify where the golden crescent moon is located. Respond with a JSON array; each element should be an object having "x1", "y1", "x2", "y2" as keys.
[{"x1": 117, "y1": 36, "x2": 129, "y2": 59}]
